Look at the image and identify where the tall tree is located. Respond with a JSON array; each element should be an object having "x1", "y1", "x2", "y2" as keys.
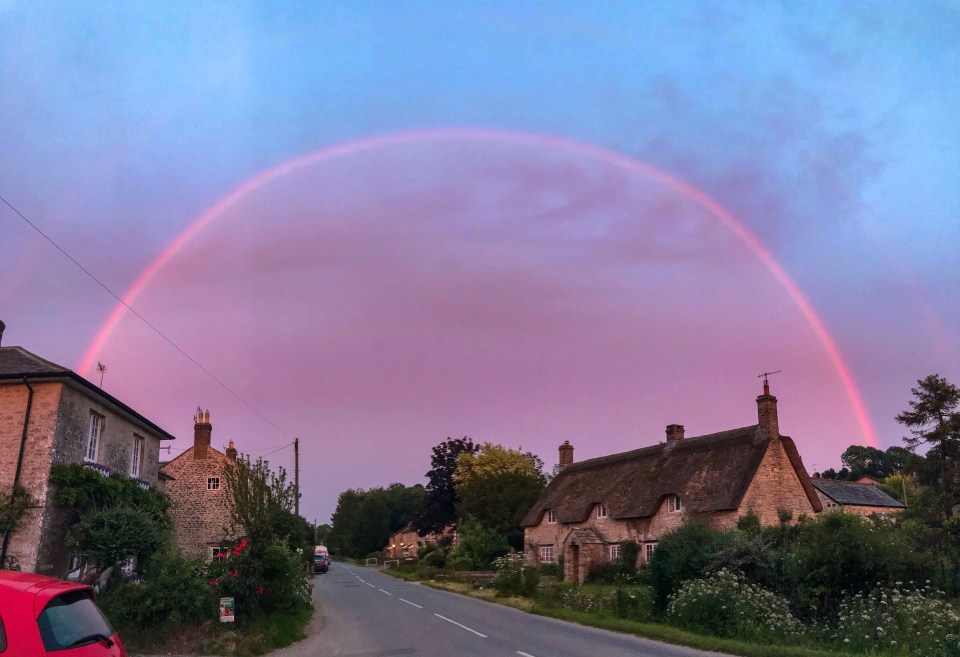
[
  {"x1": 454, "y1": 443, "x2": 546, "y2": 548},
  {"x1": 413, "y1": 437, "x2": 478, "y2": 535},
  {"x1": 895, "y1": 374, "x2": 960, "y2": 518}
]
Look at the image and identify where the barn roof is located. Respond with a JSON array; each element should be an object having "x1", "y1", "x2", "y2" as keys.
[{"x1": 811, "y1": 479, "x2": 905, "y2": 508}]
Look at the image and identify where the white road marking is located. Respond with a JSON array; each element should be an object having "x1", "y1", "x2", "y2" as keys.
[
  {"x1": 379, "y1": 588, "x2": 394, "y2": 596},
  {"x1": 517, "y1": 652, "x2": 537, "y2": 657},
  {"x1": 433, "y1": 613, "x2": 488, "y2": 638},
  {"x1": 366, "y1": 582, "x2": 376, "y2": 588},
  {"x1": 399, "y1": 598, "x2": 423, "y2": 609}
]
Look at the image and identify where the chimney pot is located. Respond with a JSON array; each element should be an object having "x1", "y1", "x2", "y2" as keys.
[
  {"x1": 558, "y1": 440, "x2": 574, "y2": 468},
  {"x1": 194, "y1": 406, "x2": 212, "y2": 459},
  {"x1": 666, "y1": 424, "x2": 685, "y2": 442}
]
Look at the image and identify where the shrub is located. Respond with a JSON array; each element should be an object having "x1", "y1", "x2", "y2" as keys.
[
  {"x1": 648, "y1": 520, "x2": 732, "y2": 610},
  {"x1": 821, "y1": 583, "x2": 960, "y2": 656},
  {"x1": 445, "y1": 517, "x2": 508, "y2": 570},
  {"x1": 707, "y1": 532, "x2": 775, "y2": 589},
  {"x1": 539, "y1": 562, "x2": 563, "y2": 579},
  {"x1": 492, "y1": 552, "x2": 539, "y2": 597},
  {"x1": 536, "y1": 583, "x2": 654, "y2": 622},
  {"x1": 420, "y1": 549, "x2": 446, "y2": 569},
  {"x1": 667, "y1": 569, "x2": 804, "y2": 641}
]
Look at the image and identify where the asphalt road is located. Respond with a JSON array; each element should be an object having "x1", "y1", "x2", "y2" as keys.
[{"x1": 285, "y1": 562, "x2": 730, "y2": 657}]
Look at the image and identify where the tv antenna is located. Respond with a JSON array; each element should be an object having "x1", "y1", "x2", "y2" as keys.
[
  {"x1": 96, "y1": 362, "x2": 108, "y2": 388},
  {"x1": 758, "y1": 369, "x2": 782, "y2": 391}
]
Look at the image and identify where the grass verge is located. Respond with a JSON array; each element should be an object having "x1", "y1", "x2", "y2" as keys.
[{"x1": 386, "y1": 574, "x2": 850, "y2": 657}]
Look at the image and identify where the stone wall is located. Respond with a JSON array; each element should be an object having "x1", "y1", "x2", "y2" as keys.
[
  {"x1": 161, "y1": 446, "x2": 238, "y2": 557},
  {"x1": 738, "y1": 437, "x2": 817, "y2": 525}
]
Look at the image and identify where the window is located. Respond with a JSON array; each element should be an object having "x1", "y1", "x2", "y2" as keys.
[
  {"x1": 36, "y1": 590, "x2": 115, "y2": 652},
  {"x1": 84, "y1": 412, "x2": 103, "y2": 463},
  {"x1": 668, "y1": 494, "x2": 682, "y2": 513},
  {"x1": 130, "y1": 435, "x2": 144, "y2": 477},
  {"x1": 0, "y1": 612, "x2": 6, "y2": 652},
  {"x1": 596, "y1": 503, "x2": 607, "y2": 518},
  {"x1": 539, "y1": 546, "x2": 555, "y2": 563},
  {"x1": 546, "y1": 509, "x2": 556, "y2": 524},
  {"x1": 609, "y1": 543, "x2": 621, "y2": 561},
  {"x1": 644, "y1": 542, "x2": 657, "y2": 561},
  {"x1": 210, "y1": 547, "x2": 225, "y2": 561},
  {"x1": 207, "y1": 477, "x2": 220, "y2": 490}
]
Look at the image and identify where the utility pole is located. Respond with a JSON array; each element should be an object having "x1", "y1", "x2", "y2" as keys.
[{"x1": 294, "y1": 437, "x2": 300, "y2": 517}]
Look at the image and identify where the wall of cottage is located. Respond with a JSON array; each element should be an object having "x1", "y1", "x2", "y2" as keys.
[
  {"x1": 161, "y1": 447, "x2": 237, "y2": 557},
  {"x1": 737, "y1": 438, "x2": 816, "y2": 524},
  {"x1": 0, "y1": 381, "x2": 61, "y2": 572}
]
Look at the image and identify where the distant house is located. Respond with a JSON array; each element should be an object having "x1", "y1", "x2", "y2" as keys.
[
  {"x1": 522, "y1": 384, "x2": 822, "y2": 582},
  {"x1": 160, "y1": 409, "x2": 240, "y2": 558},
  {"x1": 853, "y1": 474, "x2": 883, "y2": 487},
  {"x1": 0, "y1": 343, "x2": 173, "y2": 575},
  {"x1": 811, "y1": 479, "x2": 905, "y2": 515},
  {"x1": 385, "y1": 523, "x2": 455, "y2": 558}
]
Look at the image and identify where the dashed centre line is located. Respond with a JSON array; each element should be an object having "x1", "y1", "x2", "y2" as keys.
[
  {"x1": 379, "y1": 588, "x2": 394, "y2": 596},
  {"x1": 433, "y1": 613, "x2": 487, "y2": 638},
  {"x1": 399, "y1": 598, "x2": 423, "y2": 609},
  {"x1": 517, "y1": 652, "x2": 537, "y2": 657},
  {"x1": 366, "y1": 582, "x2": 376, "y2": 588}
]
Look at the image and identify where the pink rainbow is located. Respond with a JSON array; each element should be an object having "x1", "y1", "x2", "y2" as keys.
[{"x1": 78, "y1": 127, "x2": 878, "y2": 447}]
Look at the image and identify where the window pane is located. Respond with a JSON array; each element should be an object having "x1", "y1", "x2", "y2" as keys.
[{"x1": 36, "y1": 590, "x2": 114, "y2": 652}]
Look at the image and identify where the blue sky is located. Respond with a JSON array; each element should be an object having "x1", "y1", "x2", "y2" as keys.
[{"x1": 2, "y1": 1, "x2": 958, "y2": 522}]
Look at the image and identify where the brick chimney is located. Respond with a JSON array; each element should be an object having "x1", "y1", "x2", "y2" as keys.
[
  {"x1": 558, "y1": 440, "x2": 574, "y2": 469},
  {"x1": 756, "y1": 381, "x2": 779, "y2": 440},
  {"x1": 226, "y1": 440, "x2": 237, "y2": 461},
  {"x1": 194, "y1": 407, "x2": 212, "y2": 459},
  {"x1": 666, "y1": 424, "x2": 685, "y2": 442}
]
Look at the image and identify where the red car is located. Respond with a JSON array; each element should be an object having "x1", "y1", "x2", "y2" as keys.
[{"x1": 0, "y1": 570, "x2": 126, "y2": 656}]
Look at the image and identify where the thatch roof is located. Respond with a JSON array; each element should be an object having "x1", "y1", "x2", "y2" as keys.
[{"x1": 522, "y1": 425, "x2": 820, "y2": 526}]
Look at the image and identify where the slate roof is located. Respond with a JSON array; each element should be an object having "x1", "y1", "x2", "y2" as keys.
[
  {"x1": 521, "y1": 425, "x2": 822, "y2": 527},
  {"x1": 811, "y1": 479, "x2": 905, "y2": 508},
  {"x1": 0, "y1": 345, "x2": 175, "y2": 441}
]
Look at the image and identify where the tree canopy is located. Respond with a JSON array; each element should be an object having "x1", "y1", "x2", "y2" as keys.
[
  {"x1": 412, "y1": 437, "x2": 478, "y2": 535},
  {"x1": 326, "y1": 483, "x2": 425, "y2": 558}
]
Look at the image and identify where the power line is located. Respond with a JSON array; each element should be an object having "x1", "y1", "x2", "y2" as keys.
[{"x1": 1, "y1": 193, "x2": 293, "y2": 439}]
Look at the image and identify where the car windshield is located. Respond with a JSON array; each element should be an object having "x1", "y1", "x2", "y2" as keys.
[{"x1": 36, "y1": 589, "x2": 115, "y2": 652}]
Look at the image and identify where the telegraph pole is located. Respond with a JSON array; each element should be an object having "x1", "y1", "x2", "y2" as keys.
[{"x1": 294, "y1": 437, "x2": 300, "y2": 517}]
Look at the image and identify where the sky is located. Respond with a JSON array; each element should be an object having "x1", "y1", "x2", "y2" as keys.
[{"x1": 1, "y1": 1, "x2": 958, "y2": 524}]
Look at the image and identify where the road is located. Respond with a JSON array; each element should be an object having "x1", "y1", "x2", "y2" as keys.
[{"x1": 280, "y1": 562, "x2": 729, "y2": 657}]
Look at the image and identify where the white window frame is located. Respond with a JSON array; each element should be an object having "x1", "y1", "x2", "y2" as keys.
[
  {"x1": 210, "y1": 547, "x2": 225, "y2": 561},
  {"x1": 546, "y1": 509, "x2": 556, "y2": 524},
  {"x1": 130, "y1": 435, "x2": 144, "y2": 477},
  {"x1": 668, "y1": 494, "x2": 682, "y2": 513},
  {"x1": 596, "y1": 503, "x2": 607, "y2": 518},
  {"x1": 644, "y1": 542, "x2": 657, "y2": 561},
  {"x1": 207, "y1": 476, "x2": 221, "y2": 490},
  {"x1": 539, "y1": 545, "x2": 555, "y2": 564},
  {"x1": 85, "y1": 412, "x2": 103, "y2": 463},
  {"x1": 609, "y1": 543, "x2": 621, "y2": 561}
]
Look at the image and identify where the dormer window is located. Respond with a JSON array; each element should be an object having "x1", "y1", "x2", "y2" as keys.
[
  {"x1": 668, "y1": 494, "x2": 682, "y2": 513},
  {"x1": 596, "y1": 503, "x2": 607, "y2": 518},
  {"x1": 546, "y1": 509, "x2": 556, "y2": 524}
]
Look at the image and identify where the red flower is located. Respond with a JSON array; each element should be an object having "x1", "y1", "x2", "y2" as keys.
[
  {"x1": 229, "y1": 569, "x2": 238, "y2": 577},
  {"x1": 256, "y1": 586, "x2": 264, "y2": 596},
  {"x1": 209, "y1": 580, "x2": 218, "y2": 587}
]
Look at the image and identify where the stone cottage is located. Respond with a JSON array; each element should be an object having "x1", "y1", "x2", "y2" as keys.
[
  {"x1": 811, "y1": 479, "x2": 905, "y2": 515},
  {"x1": 522, "y1": 383, "x2": 822, "y2": 582},
  {"x1": 385, "y1": 523, "x2": 456, "y2": 558},
  {"x1": 0, "y1": 343, "x2": 174, "y2": 575},
  {"x1": 160, "y1": 409, "x2": 240, "y2": 558}
]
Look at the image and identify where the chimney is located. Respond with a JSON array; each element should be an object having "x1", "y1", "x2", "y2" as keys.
[
  {"x1": 665, "y1": 424, "x2": 685, "y2": 442},
  {"x1": 0, "y1": 319, "x2": 5, "y2": 346},
  {"x1": 194, "y1": 407, "x2": 212, "y2": 459},
  {"x1": 756, "y1": 381, "x2": 779, "y2": 440},
  {"x1": 558, "y1": 440, "x2": 574, "y2": 469},
  {"x1": 226, "y1": 440, "x2": 237, "y2": 461}
]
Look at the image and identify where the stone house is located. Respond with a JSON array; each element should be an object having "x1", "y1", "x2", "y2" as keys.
[
  {"x1": 0, "y1": 344, "x2": 174, "y2": 575},
  {"x1": 385, "y1": 523, "x2": 456, "y2": 558},
  {"x1": 522, "y1": 384, "x2": 822, "y2": 582},
  {"x1": 811, "y1": 479, "x2": 905, "y2": 515},
  {"x1": 160, "y1": 409, "x2": 240, "y2": 558}
]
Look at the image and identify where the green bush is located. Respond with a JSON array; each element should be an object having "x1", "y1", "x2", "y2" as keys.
[
  {"x1": 492, "y1": 553, "x2": 539, "y2": 597},
  {"x1": 667, "y1": 569, "x2": 804, "y2": 642},
  {"x1": 445, "y1": 517, "x2": 508, "y2": 570},
  {"x1": 820, "y1": 583, "x2": 960, "y2": 656},
  {"x1": 535, "y1": 583, "x2": 654, "y2": 622},
  {"x1": 420, "y1": 549, "x2": 446, "y2": 569},
  {"x1": 539, "y1": 562, "x2": 563, "y2": 579},
  {"x1": 648, "y1": 520, "x2": 732, "y2": 610},
  {"x1": 98, "y1": 551, "x2": 216, "y2": 636}
]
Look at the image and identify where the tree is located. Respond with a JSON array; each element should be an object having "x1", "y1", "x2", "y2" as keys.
[
  {"x1": 412, "y1": 437, "x2": 478, "y2": 535},
  {"x1": 895, "y1": 374, "x2": 960, "y2": 518},
  {"x1": 454, "y1": 443, "x2": 546, "y2": 547},
  {"x1": 222, "y1": 456, "x2": 297, "y2": 545},
  {"x1": 840, "y1": 445, "x2": 889, "y2": 479}
]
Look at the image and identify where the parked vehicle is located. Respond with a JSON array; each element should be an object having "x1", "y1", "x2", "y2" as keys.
[
  {"x1": 314, "y1": 553, "x2": 329, "y2": 574},
  {"x1": 0, "y1": 570, "x2": 127, "y2": 656}
]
